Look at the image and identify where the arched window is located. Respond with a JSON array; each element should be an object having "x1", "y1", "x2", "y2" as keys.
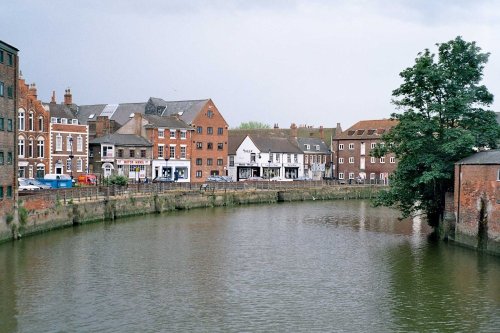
[
  {"x1": 18, "y1": 136, "x2": 25, "y2": 157},
  {"x1": 38, "y1": 116, "x2": 44, "y2": 131},
  {"x1": 36, "y1": 164, "x2": 45, "y2": 178},
  {"x1": 28, "y1": 111, "x2": 34, "y2": 131},
  {"x1": 37, "y1": 137, "x2": 44, "y2": 158},
  {"x1": 18, "y1": 109, "x2": 25, "y2": 131}
]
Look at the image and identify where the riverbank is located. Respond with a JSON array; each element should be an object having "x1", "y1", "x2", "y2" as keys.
[{"x1": 0, "y1": 185, "x2": 379, "y2": 243}]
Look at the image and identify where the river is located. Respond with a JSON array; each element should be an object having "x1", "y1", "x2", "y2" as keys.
[{"x1": 0, "y1": 200, "x2": 499, "y2": 332}]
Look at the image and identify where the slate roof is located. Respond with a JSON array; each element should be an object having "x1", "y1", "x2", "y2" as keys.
[
  {"x1": 90, "y1": 133, "x2": 152, "y2": 146},
  {"x1": 148, "y1": 97, "x2": 209, "y2": 124},
  {"x1": 335, "y1": 119, "x2": 398, "y2": 140},
  {"x1": 44, "y1": 103, "x2": 78, "y2": 120},
  {"x1": 296, "y1": 137, "x2": 330, "y2": 153},
  {"x1": 228, "y1": 133, "x2": 248, "y2": 155},
  {"x1": 77, "y1": 103, "x2": 146, "y2": 126},
  {"x1": 142, "y1": 114, "x2": 191, "y2": 129},
  {"x1": 231, "y1": 134, "x2": 302, "y2": 154},
  {"x1": 456, "y1": 149, "x2": 500, "y2": 165}
]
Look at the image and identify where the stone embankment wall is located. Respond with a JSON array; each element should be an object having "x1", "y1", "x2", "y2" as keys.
[{"x1": 1, "y1": 186, "x2": 378, "y2": 243}]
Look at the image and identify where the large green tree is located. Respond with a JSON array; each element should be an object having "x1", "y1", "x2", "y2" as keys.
[
  {"x1": 374, "y1": 36, "x2": 500, "y2": 227},
  {"x1": 236, "y1": 121, "x2": 271, "y2": 129}
]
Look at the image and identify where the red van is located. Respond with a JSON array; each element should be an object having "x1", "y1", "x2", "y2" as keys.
[{"x1": 77, "y1": 174, "x2": 97, "y2": 186}]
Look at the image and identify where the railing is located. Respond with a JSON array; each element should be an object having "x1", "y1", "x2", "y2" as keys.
[{"x1": 18, "y1": 180, "x2": 388, "y2": 203}]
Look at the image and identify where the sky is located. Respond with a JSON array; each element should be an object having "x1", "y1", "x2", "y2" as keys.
[{"x1": 3, "y1": 0, "x2": 500, "y2": 129}]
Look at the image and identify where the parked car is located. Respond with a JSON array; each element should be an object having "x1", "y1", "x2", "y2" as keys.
[
  {"x1": 293, "y1": 176, "x2": 313, "y2": 181},
  {"x1": 18, "y1": 178, "x2": 41, "y2": 191},
  {"x1": 207, "y1": 175, "x2": 232, "y2": 182},
  {"x1": 77, "y1": 174, "x2": 97, "y2": 186},
  {"x1": 152, "y1": 177, "x2": 175, "y2": 183},
  {"x1": 243, "y1": 176, "x2": 265, "y2": 181},
  {"x1": 24, "y1": 178, "x2": 52, "y2": 189}
]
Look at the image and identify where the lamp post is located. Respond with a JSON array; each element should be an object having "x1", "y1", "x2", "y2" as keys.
[
  {"x1": 268, "y1": 149, "x2": 272, "y2": 182},
  {"x1": 164, "y1": 145, "x2": 169, "y2": 179},
  {"x1": 68, "y1": 136, "x2": 74, "y2": 181}
]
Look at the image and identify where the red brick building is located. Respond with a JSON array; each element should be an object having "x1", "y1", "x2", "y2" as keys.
[
  {"x1": 17, "y1": 78, "x2": 50, "y2": 178},
  {"x1": 332, "y1": 119, "x2": 398, "y2": 183},
  {"x1": 454, "y1": 150, "x2": 500, "y2": 252},
  {"x1": 0, "y1": 40, "x2": 18, "y2": 221},
  {"x1": 145, "y1": 98, "x2": 228, "y2": 181}
]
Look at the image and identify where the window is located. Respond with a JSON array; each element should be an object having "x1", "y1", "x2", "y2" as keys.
[
  {"x1": 207, "y1": 127, "x2": 213, "y2": 135},
  {"x1": 294, "y1": 154, "x2": 298, "y2": 163},
  {"x1": 77, "y1": 136, "x2": 83, "y2": 152},
  {"x1": 19, "y1": 110, "x2": 26, "y2": 131},
  {"x1": 217, "y1": 143, "x2": 223, "y2": 150},
  {"x1": 180, "y1": 131, "x2": 186, "y2": 139},
  {"x1": 275, "y1": 154, "x2": 280, "y2": 162},
  {"x1": 38, "y1": 117, "x2": 43, "y2": 131},
  {"x1": 196, "y1": 158, "x2": 202, "y2": 165},
  {"x1": 67, "y1": 136, "x2": 73, "y2": 152},
  {"x1": 0, "y1": 82, "x2": 3, "y2": 96},
  {"x1": 18, "y1": 138, "x2": 24, "y2": 157},
  {"x1": 348, "y1": 143, "x2": 354, "y2": 150},
  {"x1": 7, "y1": 86, "x2": 13, "y2": 98},
  {"x1": 250, "y1": 153, "x2": 256, "y2": 162},
  {"x1": 196, "y1": 170, "x2": 202, "y2": 178},
  {"x1": 77, "y1": 159, "x2": 83, "y2": 172},
  {"x1": 339, "y1": 158, "x2": 344, "y2": 164},
  {"x1": 158, "y1": 128, "x2": 165, "y2": 138},
  {"x1": 0, "y1": 118, "x2": 3, "y2": 130},
  {"x1": 170, "y1": 146, "x2": 175, "y2": 158},
  {"x1": 196, "y1": 142, "x2": 202, "y2": 149},
  {"x1": 380, "y1": 157, "x2": 385, "y2": 164},
  {"x1": 371, "y1": 142, "x2": 376, "y2": 149},
  {"x1": 338, "y1": 172, "x2": 344, "y2": 180},
  {"x1": 217, "y1": 158, "x2": 223, "y2": 166},
  {"x1": 51, "y1": 117, "x2": 58, "y2": 123},
  {"x1": 170, "y1": 130, "x2": 176, "y2": 138},
  {"x1": 7, "y1": 152, "x2": 12, "y2": 164},
  {"x1": 56, "y1": 134, "x2": 63, "y2": 151},
  {"x1": 349, "y1": 157, "x2": 354, "y2": 164},
  {"x1": 66, "y1": 158, "x2": 72, "y2": 172},
  {"x1": 339, "y1": 144, "x2": 344, "y2": 150},
  {"x1": 207, "y1": 158, "x2": 213, "y2": 165},
  {"x1": 7, "y1": 186, "x2": 12, "y2": 198},
  {"x1": 197, "y1": 126, "x2": 202, "y2": 134},
  {"x1": 389, "y1": 156, "x2": 395, "y2": 163},
  {"x1": 207, "y1": 142, "x2": 213, "y2": 150},
  {"x1": 180, "y1": 146, "x2": 186, "y2": 158},
  {"x1": 157, "y1": 145, "x2": 164, "y2": 158},
  {"x1": 61, "y1": 118, "x2": 68, "y2": 124},
  {"x1": 0, "y1": 50, "x2": 3, "y2": 63},
  {"x1": 118, "y1": 148, "x2": 124, "y2": 158},
  {"x1": 28, "y1": 139, "x2": 34, "y2": 157},
  {"x1": 29, "y1": 112, "x2": 34, "y2": 131},
  {"x1": 36, "y1": 165, "x2": 45, "y2": 178},
  {"x1": 370, "y1": 157, "x2": 376, "y2": 163},
  {"x1": 370, "y1": 173, "x2": 375, "y2": 180},
  {"x1": 229, "y1": 155, "x2": 235, "y2": 167},
  {"x1": 207, "y1": 110, "x2": 213, "y2": 118},
  {"x1": 72, "y1": 119, "x2": 78, "y2": 124},
  {"x1": 380, "y1": 173, "x2": 385, "y2": 180},
  {"x1": 0, "y1": 186, "x2": 3, "y2": 199},
  {"x1": 129, "y1": 149, "x2": 135, "y2": 158},
  {"x1": 305, "y1": 155, "x2": 309, "y2": 164},
  {"x1": 0, "y1": 152, "x2": 3, "y2": 164},
  {"x1": 37, "y1": 138, "x2": 44, "y2": 157},
  {"x1": 8, "y1": 53, "x2": 13, "y2": 66},
  {"x1": 498, "y1": 169, "x2": 500, "y2": 181},
  {"x1": 217, "y1": 127, "x2": 223, "y2": 135},
  {"x1": 305, "y1": 144, "x2": 310, "y2": 150},
  {"x1": 140, "y1": 149, "x2": 146, "y2": 158},
  {"x1": 316, "y1": 145, "x2": 320, "y2": 151},
  {"x1": 349, "y1": 172, "x2": 355, "y2": 180},
  {"x1": 287, "y1": 154, "x2": 291, "y2": 163},
  {"x1": 7, "y1": 119, "x2": 12, "y2": 131}
]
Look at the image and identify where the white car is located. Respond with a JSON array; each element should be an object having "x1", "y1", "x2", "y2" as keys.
[{"x1": 18, "y1": 178, "x2": 41, "y2": 191}]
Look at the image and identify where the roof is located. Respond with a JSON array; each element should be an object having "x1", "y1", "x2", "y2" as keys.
[
  {"x1": 90, "y1": 133, "x2": 152, "y2": 146},
  {"x1": 229, "y1": 127, "x2": 335, "y2": 148},
  {"x1": 142, "y1": 114, "x2": 191, "y2": 129},
  {"x1": 334, "y1": 119, "x2": 398, "y2": 140},
  {"x1": 296, "y1": 137, "x2": 330, "y2": 153},
  {"x1": 456, "y1": 149, "x2": 500, "y2": 165},
  {"x1": 0, "y1": 40, "x2": 19, "y2": 52},
  {"x1": 148, "y1": 97, "x2": 209, "y2": 124},
  {"x1": 77, "y1": 103, "x2": 146, "y2": 126},
  {"x1": 44, "y1": 103, "x2": 77, "y2": 120},
  {"x1": 228, "y1": 133, "x2": 248, "y2": 155},
  {"x1": 246, "y1": 134, "x2": 302, "y2": 154}
]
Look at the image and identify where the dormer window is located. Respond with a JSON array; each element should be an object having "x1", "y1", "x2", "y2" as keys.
[
  {"x1": 72, "y1": 119, "x2": 78, "y2": 124},
  {"x1": 61, "y1": 118, "x2": 68, "y2": 124},
  {"x1": 305, "y1": 144, "x2": 310, "y2": 150},
  {"x1": 89, "y1": 114, "x2": 95, "y2": 119},
  {"x1": 316, "y1": 145, "x2": 320, "y2": 151},
  {"x1": 51, "y1": 117, "x2": 58, "y2": 124}
]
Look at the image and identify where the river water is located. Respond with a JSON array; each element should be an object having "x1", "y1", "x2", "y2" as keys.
[{"x1": 0, "y1": 200, "x2": 499, "y2": 332}]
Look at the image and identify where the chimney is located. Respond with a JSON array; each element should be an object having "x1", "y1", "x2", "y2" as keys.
[
  {"x1": 95, "y1": 116, "x2": 111, "y2": 137},
  {"x1": 319, "y1": 126, "x2": 324, "y2": 139},
  {"x1": 28, "y1": 83, "x2": 37, "y2": 99},
  {"x1": 336, "y1": 122, "x2": 342, "y2": 135},
  {"x1": 51, "y1": 91, "x2": 56, "y2": 104},
  {"x1": 290, "y1": 123, "x2": 298, "y2": 138},
  {"x1": 133, "y1": 113, "x2": 143, "y2": 136},
  {"x1": 64, "y1": 88, "x2": 72, "y2": 105}
]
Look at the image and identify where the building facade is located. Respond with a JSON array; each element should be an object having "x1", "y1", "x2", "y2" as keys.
[
  {"x1": 17, "y1": 79, "x2": 50, "y2": 178},
  {"x1": 296, "y1": 137, "x2": 330, "y2": 180},
  {"x1": 0, "y1": 40, "x2": 18, "y2": 219},
  {"x1": 332, "y1": 119, "x2": 398, "y2": 184}
]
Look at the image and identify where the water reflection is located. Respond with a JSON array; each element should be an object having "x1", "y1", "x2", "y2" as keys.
[{"x1": 0, "y1": 200, "x2": 498, "y2": 332}]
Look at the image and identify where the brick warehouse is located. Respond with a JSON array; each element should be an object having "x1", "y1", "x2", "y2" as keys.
[
  {"x1": 454, "y1": 150, "x2": 500, "y2": 252},
  {"x1": 332, "y1": 119, "x2": 398, "y2": 183},
  {"x1": 0, "y1": 40, "x2": 18, "y2": 221}
]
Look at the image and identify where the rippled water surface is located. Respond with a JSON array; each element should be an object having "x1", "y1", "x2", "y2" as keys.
[{"x1": 1, "y1": 200, "x2": 499, "y2": 332}]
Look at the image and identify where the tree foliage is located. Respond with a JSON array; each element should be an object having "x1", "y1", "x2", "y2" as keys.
[
  {"x1": 374, "y1": 36, "x2": 500, "y2": 227},
  {"x1": 236, "y1": 121, "x2": 271, "y2": 129}
]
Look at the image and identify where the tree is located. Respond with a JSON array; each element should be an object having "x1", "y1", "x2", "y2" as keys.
[
  {"x1": 236, "y1": 121, "x2": 271, "y2": 129},
  {"x1": 373, "y1": 36, "x2": 500, "y2": 228}
]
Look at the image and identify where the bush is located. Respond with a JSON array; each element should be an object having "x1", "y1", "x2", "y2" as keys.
[{"x1": 103, "y1": 175, "x2": 128, "y2": 186}]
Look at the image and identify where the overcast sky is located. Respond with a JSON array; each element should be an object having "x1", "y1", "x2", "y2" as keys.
[{"x1": 4, "y1": 0, "x2": 500, "y2": 129}]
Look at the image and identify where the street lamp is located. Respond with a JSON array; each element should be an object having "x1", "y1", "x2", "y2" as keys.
[
  {"x1": 164, "y1": 145, "x2": 169, "y2": 178},
  {"x1": 68, "y1": 136, "x2": 74, "y2": 181},
  {"x1": 268, "y1": 149, "x2": 272, "y2": 182}
]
